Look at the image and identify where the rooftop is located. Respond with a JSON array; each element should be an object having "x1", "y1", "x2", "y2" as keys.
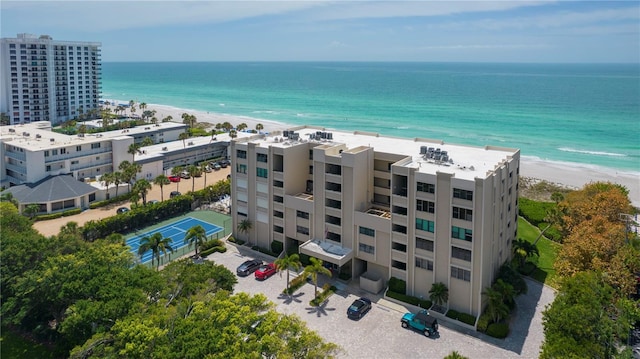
[{"x1": 239, "y1": 126, "x2": 519, "y2": 181}]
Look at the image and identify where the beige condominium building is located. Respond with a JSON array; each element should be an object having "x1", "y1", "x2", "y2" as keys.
[
  {"x1": 0, "y1": 33, "x2": 101, "y2": 125},
  {"x1": 231, "y1": 126, "x2": 520, "y2": 317}
]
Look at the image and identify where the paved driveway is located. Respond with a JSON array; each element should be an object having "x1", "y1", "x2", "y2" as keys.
[{"x1": 206, "y1": 242, "x2": 555, "y2": 359}]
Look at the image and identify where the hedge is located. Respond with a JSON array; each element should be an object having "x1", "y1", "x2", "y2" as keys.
[
  {"x1": 386, "y1": 290, "x2": 432, "y2": 309},
  {"x1": 445, "y1": 309, "x2": 476, "y2": 326},
  {"x1": 201, "y1": 246, "x2": 227, "y2": 257},
  {"x1": 284, "y1": 272, "x2": 309, "y2": 295},
  {"x1": 200, "y1": 239, "x2": 224, "y2": 251},
  {"x1": 227, "y1": 236, "x2": 245, "y2": 246},
  {"x1": 486, "y1": 322, "x2": 510, "y2": 338},
  {"x1": 310, "y1": 284, "x2": 337, "y2": 306},
  {"x1": 388, "y1": 277, "x2": 406, "y2": 294},
  {"x1": 270, "y1": 240, "x2": 283, "y2": 255},
  {"x1": 34, "y1": 208, "x2": 82, "y2": 221},
  {"x1": 89, "y1": 192, "x2": 134, "y2": 209},
  {"x1": 251, "y1": 246, "x2": 279, "y2": 258},
  {"x1": 476, "y1": 312, "x2": 492, "y2": 333}
]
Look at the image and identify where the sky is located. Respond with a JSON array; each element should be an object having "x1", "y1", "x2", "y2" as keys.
[{"x1": 1, "y1": 1, "x2": 639, "y2": 63}]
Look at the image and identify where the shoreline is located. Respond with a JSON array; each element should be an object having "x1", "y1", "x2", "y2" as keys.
[{"x1": 104, "y1": 99, "x2": 640, "y2": 206}]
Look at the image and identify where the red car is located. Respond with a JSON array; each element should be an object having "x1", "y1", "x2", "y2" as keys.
[
  {"x1": 168, "y1": 175, "x2": 181, "y2": 182},
  {"x1": 254, "y1": 263, "x2": 277, "y2": 280}
]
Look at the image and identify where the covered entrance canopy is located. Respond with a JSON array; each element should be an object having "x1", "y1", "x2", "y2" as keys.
[{"x1": 299, "y1": 239, "x2": 353, "y2": 266}]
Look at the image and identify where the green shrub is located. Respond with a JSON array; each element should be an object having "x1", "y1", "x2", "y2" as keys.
[
  {"x1": 486, "y1": 322, "x2": 510, "y2": 338},
  {"x1": 200, "y1": 239, "x2": 224, "y2": 251},
  {"x1": 446, "y1": 309, "x2": 460, "y2": 320},
  {"x1": 89, "y1": 193, "x2": 134, "y2": 209},
  {"x1": 299, "y1": 253, "x2": 311, "y2": 266},
  {"x1": 457, "y1": 312, "x2": 477, "y2": 326},
  {"x1": 477, "y1": 312, "x2": 492, "y2": 332},
  {"x1": 227, "y1": 236, "x2": 245, "y2": 246},
  {"x1": 201, "y1": 246, "x2": 227, "y2": 256},
  {"x1": 310, "y1": 283, "x2": 336, "y2": 306},
  {"x1": 388, "y1": 277, "x2": 406, "y2": 294},
  {"x1": 386, "y1": 291, "x2": 432, "y2": 308},
  {"x1": 284, "y1": 273, "x2": 309, "y2": 295},
  {"x1": 35, "y1": 208, "x2": 82, "y2": 221},
  {"x1": 62, "y1": 208, "x2": 82, "y2": 216},
  {"x1": 537, "y1": 222, "x2": 563, "y2": 242},
  {"x1": 518, "y1": 198, "x2": 556, "y2": 227},
  {"x1": 271, "y1": 240, "x2": 283, "y2": 255},
  {"x1": 252, "y1": 246, "x2": 278, "y2": 257}
]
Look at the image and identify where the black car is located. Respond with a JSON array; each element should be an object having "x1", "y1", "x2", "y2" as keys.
[
  {"x1": 347, "y1": 297, "x2": 372, "y2": 319},
  {"x1": 116, "y1": 207, "x2": 129, "y2": 214},
  {"x1": 170, "y1": 191, "x2": 181, "y2": 198},
  {"x1": 236, "y1": 259, "x2": 263, "y2": 277}
]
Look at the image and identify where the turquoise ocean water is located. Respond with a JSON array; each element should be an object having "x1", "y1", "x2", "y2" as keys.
[{"x1": 101, "y1": 62, "x2": 640, "y2": 173}]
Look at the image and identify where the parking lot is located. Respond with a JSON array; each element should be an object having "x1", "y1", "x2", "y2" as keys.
[{"x1": 206, "y1": 241, "x2": 555, "y2": 359}]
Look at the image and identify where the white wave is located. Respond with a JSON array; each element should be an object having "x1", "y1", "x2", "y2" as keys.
[
  {"x1": 396, "y1": 126, "x2": 409, "y2": 129},
  {"x1": 296, "y1": 113, "x2": 306, "y2": 117},
  {"x1": 521, "y1": 155, "x2": 640, "y2": 176},
  {"x1": 219, "y1": 103, "x2": 225, "y2": 107},
  {"x1": 558, "y1": 147, "x2": 627, "y2": 157}
]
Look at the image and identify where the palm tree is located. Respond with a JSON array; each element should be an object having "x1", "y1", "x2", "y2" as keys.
[
  {"x1": 0, "y1": 192, "x2": 19, "y2": 208},
  {"x1": 184, "y1": 225, "x2": 207, "y2": 257},
  {"x1": 255, "y1": 123, "x2": 264, "y2": 133},
  {"x1": 444, "y1": 351, "x2": 469, "y2": 359},
  {"x1": 178, "y1": 132, "x2": 189, "y2": 150},
  {"x1": 139, "y1": 102, "x2": 147, "y2": 113},
  {"x1": 187, "y1": 164, "x2": 199, "y2": 192},
  {"x1": 275, "y1": 253, "x2": 303, "y2": 294},
  {"x1": 200, "y1": 163, "x2": 209, "y2": 187},
  {"x1": 237, "y1": 218, "x2": 253, "y2": 240},
  {"x1": 512, "y1": 238, "x2": 539, "y2": 268},
  {"x1": 229, "y1": 129, "x2": 238, "y2": 139},
  {"x1": 304, "y1": 257, "x2": 332, "y2": 298},
  {"x1": 129, "y1": 100, "x2": 136, "y2": 116},
  {"x1": 182, "y1": 113, "x2": 197, "y2": 129},
  {"x1": 162, "y1": 115, "x2": 173, "y2": 123},
  {"x1": 138, "y1": 232, "x2": 174, "y2": 270},
  {"x1": 59, "y1": 221, "x2": 82, "y2": 240},
  {"x1": 222, "y1": 121, "x2": 232, "y2": 132},
  {"x1": 140, "y1": 137, "x2": 154, "y2": 147},
  {"x1": 236, "y1": 122, "x2": 248, "y2": 132},
  {"x1": 171, "y1": 166, "x2": 183, "y2": 191},
  {"x1": 133, "y1": 179, "x2": 152, "y2": 206},
  {"x1": 113, "y1": 171, "x2": 123, "y2": 197},
  {"x1": 154, "y1": 175, "x2": 170, "y2": 201},
  {"x1": 119, "y1": 161, "x2": 141, "y2": 192},
  {"x1": 24, "y1": 203, "x2": 40, "y2": 219},
  {"x1": 482, "y1": 286, "x2": 510, "y2": 323},
  {"x1": 493, "y1": 279, "x2": 516, "y2": 308},
  {"x1": 215, "y1": 122, "x2": 223, "y2": 131},
  {"x1": 128, "y1": 143, "x2": 141, "y2": 162},
  {"x1": 78, "y1": 124, "x2": 87, "y2": 135},
  {"x1": 429, "y1": 282, "x2": 449, "y2": 309},
  {"x1": 101, "y1": 172, "x2": 115, "y2": 199}
]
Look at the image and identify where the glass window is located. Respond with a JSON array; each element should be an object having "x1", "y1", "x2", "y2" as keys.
[
  {"x1": 452, "y1": 226, "x2": 473, "y2": 242},
  {"x1": 415, "y1": 257, "x2": 433, "y2": 271},
  {"x1": 416, "y1": 237, "x2": 434, "y2": 251},
  {"x1": 453, "y1": 207, "x2": 473, "y2": 221},
  {"x1": 415, "y1": 218, "x2": 434, "y2": 233},
  {"x1": 416, "y1": 199, "x2": 435, "y2": 213},
  {"x1": 417, "y1": 182, "x2": 435, "y2": 193},
  {"x1": 359, "y1": 243, "x2": 375, "y2": 254},
  {"x1": 451, "y1": 266, "x2": 471, "y2": 282},
  {"x1": 453, "y1": 188, "x2": 473, "y2": 201},
  {"x1": 451, "y1": 246, "x2": 472, "y2": 262},
  {"x1": 359, "y1": 226, "x2": 375, "y2": 237}
]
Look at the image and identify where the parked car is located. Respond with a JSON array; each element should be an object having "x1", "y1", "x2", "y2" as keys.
[
  {"x1": 170, "y1": 191, "x2": 181, "y2": 198},
  {"x1": 168, "y1": 175, "x2": 181, "y2": 182},
  {"x1": 116, "y1": 207, "x2": 129, "y2": 214},
  {"x1": 219, "y1": 160, "x2": 228, "y2": 168},
  {"x1": 236, "y1": 259, "x2": 263, "y2": 277},
  {"x1": 203, "y1": 166, "x2": 212, "y2": 173},
  {"x1": 254, "y1": 263, "x2": 277, "y2": 280},
  {"x1": 180, "y1": 171, "x2": 191, "y2": 179},
  {"x1": 148, "y1": 200, "x2": 159, "y2": 205},
  {"x1": 401, "y1": 309, "x2": 439, "y2": 337},
  {"x1": 213, "y1": 163, "x2": 222, "y2": 170},
  {"x1": 347, "y1": 297, "x2": 372, "y2": 319}
]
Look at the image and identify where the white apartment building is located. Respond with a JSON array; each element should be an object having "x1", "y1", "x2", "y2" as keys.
[
  {"x1": 0, "y1": 33, "x2": 101, "y2": 125},
  {"x1": 230, "y1": 126, "x2": 520, "y2": 318}
]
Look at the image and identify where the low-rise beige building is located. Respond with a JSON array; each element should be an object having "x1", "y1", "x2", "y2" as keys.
[{"x1": 231, "y1": 126, "x2": 520, "y2": 318}]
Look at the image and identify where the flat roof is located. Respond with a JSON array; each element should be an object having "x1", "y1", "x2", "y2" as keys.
[
  {"x1": 241, "y1": 126, "x2": 519, "y2": 181},
  {"x1": 0, "y1": 121, "x2": 187, "y2": 151}
]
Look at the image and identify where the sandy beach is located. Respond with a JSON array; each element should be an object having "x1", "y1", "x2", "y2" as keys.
[{"x1": 103, "y1": 100, "x2": 640, "y2": 207}]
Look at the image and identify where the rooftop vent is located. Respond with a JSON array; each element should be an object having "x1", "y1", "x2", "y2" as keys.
[
  {"x1": 36, "y1": 134, "x2": 42, "y2": 139},
  {"x1": 162, "y1": 146, "x2": 168, "y2": 151},
  {"x1": 23, "y1": 132, "x2": 30, "y2": 137},
  {"x1": 187, "y1": 141, "x2": 194, "y2": 146},
  {"x1": 50, "y1": 138, "x2": 55, "y2": 142},
  {"x1": 78, "y1": 133, "x2": 84, "y2": 137},
  {"x1": 8, "y1": 128, "x2": 15, "y2": 133}
]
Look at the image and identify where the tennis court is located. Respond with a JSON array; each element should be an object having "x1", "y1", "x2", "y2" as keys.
[{"x1": 127, "y1": 217, "x2": 223, "y2": 264}]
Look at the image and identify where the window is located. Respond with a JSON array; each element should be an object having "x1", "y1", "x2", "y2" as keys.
[
  {"x1": 415, "y1": 218, "x2": 434, "y2": 233},
  {"x1": 236, "y1": 164, "x2": 247, "y2": 174},
  {"x1": 453, "y1": 207, "x2": 473, "y2": 221},
  {"x1": 326, "y1": 231, "x2": 341, "y2": 242},
  {"x1": 60, "y1": 148, "x2": 66, "y2": 155},
  {"x1": 325, "y1": 163, "x2": 341, "y2": 175},
  {"x1": 453, "y1": 188, "x2": 473, "y2": 201},
  {"x1": 393, "y1": 224, "x2": 407, "y2": 234},
  {"x1": 256, "y1": 167, "x2": 268, "y2": 178},
  {"x1": 46, "y1": 165, "x2": 51, "y2": 171},
  {"x1": 325, "y1": 214, "x2": 341, "y2": 226},
  {"x1": 91, "y1": 143, "x2": 100, "y2": 149},
  {"x1": 273, "y1": 225, "x2": 284, "y2": 233},
  {"x1": 309, "y1": 149, "x2": 314, "y2": 160},
  {"x1": 417, "y1": 182, "x2": 435, "y2": 193},
  {"x1": 392, "y1": 242, "x2": 407, "y2": 252},
  {"x1": 71, "y1": 160, "x2": 79, "y2": 165},
  {"x1": 392, "y1": 206, "x2": 408, "y2": 216},
  {"x1": 359, "y1": 226, "x2": 375, "y2": 237},
  {"x1": 452, "y1": 247, "x2": 472, "y2": 262},
  {"x1": 416, "y1": 199, "x2": 435, "y2": 213},
  {"x1": 44, "y1": 150, "x2": 49, "y2": 157},
  {"x1": 273, "y1": 195, "x2": 284, "y2": 203},
  {"x1": 236, "y1": 149, "x2": 247, "y2": 159},
  {"x1": 325, "y1": 198, "x2": 341, "y2": 209},
  {"x1": 451, "y1": 266, "x2": 471, "y2": 282},
  {"x1": 273, "y1": 180, "x2": 283, "y2": 188},
  {"x1": 257, "y1": 153, "x2": 268, "y2": 163},
  {"x1": 297, "y1": 210, "x2": 309, "y2": 219},
  {"x1": 76, "y1": 145, "x2": 81, "y2": 151},
  {"x1": 325, "y1": 181, "x2": 341, "y2": 192},
  {"x1": 296, "y1": 225, "x2": 309, "y2": 235},
  {"x1": 391, "y1": 260, "x2": 407, "y2": 271},
  {"x1": 452, "y1": 226, "x2": 473, "y2": 242},
  {"x1": 359, "y1": 243, "x2": 375, "y2": 254},
  {"x1": 416, "y1": 257, "x2": 433, "y2": 271},
  {"x1": 52, "y1": 149, "x2": 58, "y2": 156},
  {"x1": 416, "y1": 237, "x2": 434, "y2": 251},
  {"x1": 273, "y1": 210, "x2": 284, "y2": 218}
]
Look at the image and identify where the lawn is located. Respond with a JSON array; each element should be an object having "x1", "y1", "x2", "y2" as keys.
[
  {"x1": 1, "y1": 326, "x2": 57, "y2": 359},
  {"x1": 518, "y1": 217, "x2": 562, "y2": 288}
]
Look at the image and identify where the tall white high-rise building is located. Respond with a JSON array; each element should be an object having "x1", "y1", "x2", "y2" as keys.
[{"x1": 0, "y1": 33, "x2": 101, "y2": 125}]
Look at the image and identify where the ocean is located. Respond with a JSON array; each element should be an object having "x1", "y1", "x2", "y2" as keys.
[{"x1": 101, "y1": 62, "x2": 640, "y2": 174}]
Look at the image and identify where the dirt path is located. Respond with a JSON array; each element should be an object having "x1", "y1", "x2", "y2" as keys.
[{"x1": 33, "y1": 168, "x2": 231, "y2": 237}]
